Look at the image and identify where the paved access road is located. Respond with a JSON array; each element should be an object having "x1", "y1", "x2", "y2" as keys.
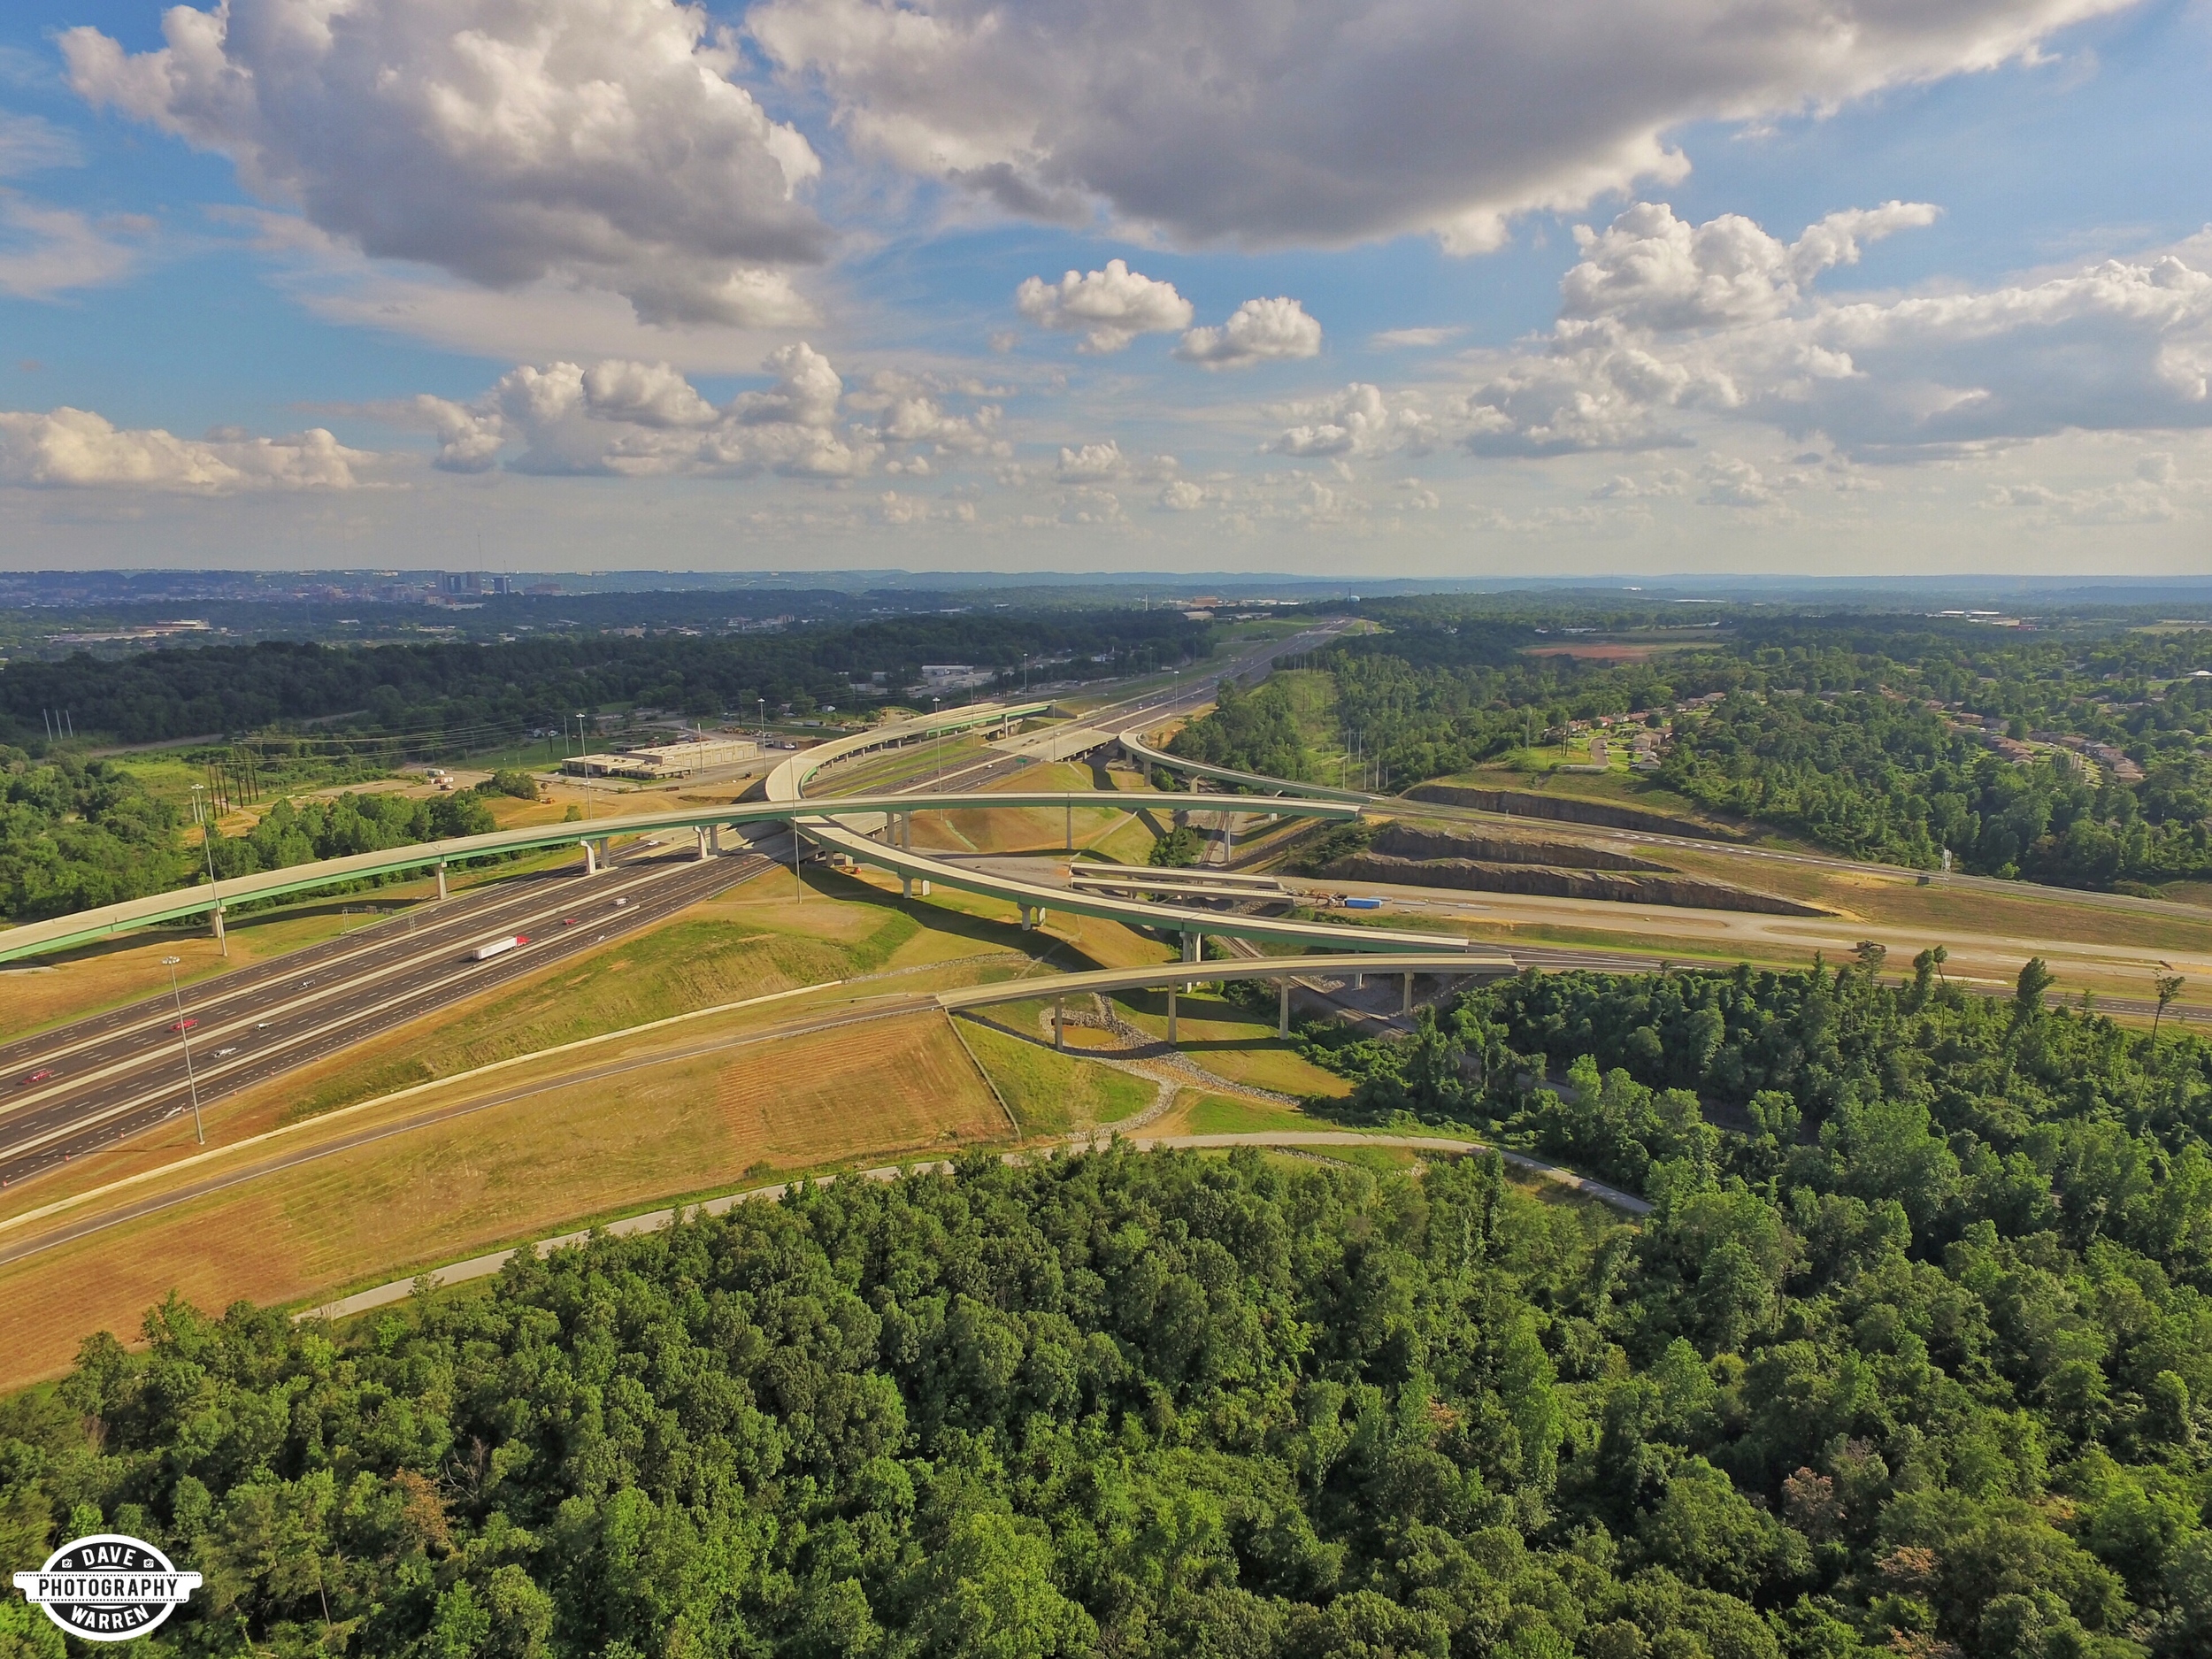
[
  {"x1": 0, "y1": 841, "x2": 773, "y2": 1191},
  {"x1": 822, "y1": 623, "x2": 1351, "y2": 800}
]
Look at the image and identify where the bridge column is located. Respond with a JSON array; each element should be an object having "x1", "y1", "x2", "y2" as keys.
[
  {"x1": 1182, "y1": 930, "x2": 1201, "y2": 993},
  {"x1": 1167, "y1": 988, "x2": 1178, "y2": 1045},
  {"x1": 1354, "y1": 971, "x2": 1364, "y2": 990},
  {"x1": 211, "y1": 902, "x2": 227, "y2": 954},
  {"x1": 710, "y1": 824, "x2": 721, "y2": 854},
  {"x1": 695, "y1": 826, "x2": 710, "y2": 861},
  {"x1": 435, "y1": 862, "x2": 448, "y2": 902},
  {"x1": 1065, "y1": 803, "x2": 1072, "y2": 852},
  {"x1": 582, "y1": 841, "x2": 598, "y2": 876},
  {"x1": 1403, "y1": 972, "x2": 1414, "y2": 1015},
  {"x1": 902, "y1": 873, "x2": 913, "y2": 899},
  {"x1": 1279, "y1": 979, "x2": 1291, "y2": 1040},
  {"x1": 1055, "y1": 995, "x2": 1066, "y2": 1051}
]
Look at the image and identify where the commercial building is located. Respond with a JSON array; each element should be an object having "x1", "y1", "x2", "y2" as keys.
[{"x1": 562, "y1": 736, "x2": 764, "y2": 780}]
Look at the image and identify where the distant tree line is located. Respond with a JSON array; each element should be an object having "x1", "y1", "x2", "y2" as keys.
[
  {"x1": 1203, "y1": 603, "x2": 2212, "y2": 893},
  {"x1": 0, "y1": 611, "x2": 1215, "y2": 749}
]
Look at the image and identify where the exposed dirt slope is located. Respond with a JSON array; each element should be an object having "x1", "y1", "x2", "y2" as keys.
[
  {"x1": 1405, "y1": 783, "x2": 1745, "y2": 841},
  {"x1": 1325, "y1": 851, "x2": 1831, "y2": 916}
]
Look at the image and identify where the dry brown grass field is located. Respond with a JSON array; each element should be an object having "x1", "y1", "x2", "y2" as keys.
[
  {"x1": 0, "y1": 1010, "x2": 1003, "y2": 1390},
  {"x1": 0, "y1": 864, "x2": 1174, "y2": 1231}
]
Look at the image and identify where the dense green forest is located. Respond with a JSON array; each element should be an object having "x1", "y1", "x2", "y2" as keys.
[
  {"x1": 0, "y1": 749, "x2": 196, "y2": 919},
  {"x1": 1657, "y1": 692, "x2": 2212, "y2": 887},
  {"x1": 8, "y1": 959, "x2": 2212, "y2": 1657},
  {"x1": 1156, "y1": 603, "x2": 2212, "y2": 892},
  {"x1": 0, "y1": 611, "x2": 1212, "y2": 750},
  {"x1": 1164, "y1": 679, "x2": 1310, "y2": 782},
  {"x1": 0, "y1": 747, "x2": 502, "y2": 922},
  {"x1": 203, "y1": 791, "x2": 497, "y2": 881}
]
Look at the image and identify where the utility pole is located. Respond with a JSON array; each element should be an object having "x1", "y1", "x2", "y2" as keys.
[
  {"x1": 160, "y1": 956, "x2": 206, "y2": 1145},
  {"x1": 190, "y1": 784, "x2": 227, "y2": 956}
]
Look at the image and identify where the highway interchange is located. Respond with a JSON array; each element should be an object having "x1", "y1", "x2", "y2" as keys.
[{"x1": 4, "y1": 611, "x2": 2209, "y2": 1201}]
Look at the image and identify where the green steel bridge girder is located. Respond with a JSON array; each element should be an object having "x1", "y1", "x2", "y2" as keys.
[
  {"x1": 1115, "y1": 726, "x2": 1373, "y2": 805},
  {"x1": 0, "y1": 789, "x2": 1358, "y2": 965}
]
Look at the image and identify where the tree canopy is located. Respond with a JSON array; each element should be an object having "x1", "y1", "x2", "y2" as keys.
[{"x1": 8, "y1": 955, "x2": 2212, "y2": 1659}]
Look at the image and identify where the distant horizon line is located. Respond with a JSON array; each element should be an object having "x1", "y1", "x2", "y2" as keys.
[{"x1": 6, "y1": 568, "x2": 2212, "y2": 595}]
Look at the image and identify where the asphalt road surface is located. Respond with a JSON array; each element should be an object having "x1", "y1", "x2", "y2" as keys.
[
  {"x1": 0, "y1": 840, "x2": 772, "y2": 1191},
  {"x1": 0, "y1": 627, "x2": 1334, "y2": 1197}
]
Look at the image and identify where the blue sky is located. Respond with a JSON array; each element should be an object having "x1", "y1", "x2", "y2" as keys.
[{"x1": 1, "y1": 0, "x2": 2208, "y2": 574}]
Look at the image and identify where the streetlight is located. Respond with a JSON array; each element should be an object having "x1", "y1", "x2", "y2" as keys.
[
  {"x1": 189, "y1": 784, "x2": 227, "y2": 957},
  {"x1": 159, "y1": 956, "x2": 206, "y2": 1146}
]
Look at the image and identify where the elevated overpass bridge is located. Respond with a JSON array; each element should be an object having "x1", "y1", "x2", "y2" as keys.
[
  {"x1": 1115, "y1": 726, "x2": 1371, "y2": 803},
  {"x1": 0, "y1": 701, "x2": 1470, "y2": 964},
  {"x1": 767, "y1": 710, "x2": 1479, "y2": 957},
  {"x1": 937, "y1": 951, "x2": 1515, "y2": 1042}
]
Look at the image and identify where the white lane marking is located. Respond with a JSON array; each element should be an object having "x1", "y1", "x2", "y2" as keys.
[{"x1": 0, "y1": 857, "x2": 764, "y2": 1165}]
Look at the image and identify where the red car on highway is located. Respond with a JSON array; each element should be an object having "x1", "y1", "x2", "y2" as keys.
[
  {"x1": 170, "y1": 1017, "x2": 197, "y2": 1033},
  {"x1": 23, "y1": 1068, "x2": 52, "y2": 1085}
]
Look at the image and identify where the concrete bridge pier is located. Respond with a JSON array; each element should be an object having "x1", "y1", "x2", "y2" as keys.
[
  {"x1": 582, "y1": 841, "x2": 598, "y2": 876},
  {"x1": 1403, "y1": 972, "x2": 1415, "y2": 1015},
  {"x1": 1181, "y1": 930, "x2": 1202, "y2": 992},
  {"x1": 710, "y1": 824, "x2": 721, "y2": 854},
  {"x1": 1279, "y1": 979, "x2": 1292, "y2": 1040},
  {"x1": 435, "y1": 862, "x2": 448, "y2": 902},
  {"x1": 1167, "y1": 988, "x2": 1178, "y2": 1045},
  {"x1": 695, "y1": 826, "x2": 711, "y2": 860},
  {"x1": 1065, "y1": 803, "x2": 1073, "y2": 852},
  {"x1": 1055, "y1": 995, "x2": 1066, "y2": 1051}
]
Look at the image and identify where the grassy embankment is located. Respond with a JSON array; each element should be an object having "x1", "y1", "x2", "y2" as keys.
[{"x1": 0, "y1": 1008, "x2": 1008, "y2": 1390}]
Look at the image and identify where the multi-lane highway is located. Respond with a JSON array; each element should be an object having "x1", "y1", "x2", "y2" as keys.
[
  {"x1": 0, "y1": 838, "x2": 774, "y2": 1189},
  {"x1": 0, "y1": 625, "x2": 1353, "y2": 1195}
]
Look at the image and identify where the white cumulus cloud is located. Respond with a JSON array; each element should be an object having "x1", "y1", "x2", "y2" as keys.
[
  {"x1": 63, "y1": 0, "x2": 827, "y2": 326},
  {"x1": 751, "y1": 0, "x2": 2127, "y2": 250},
  {"x1": 392, "y1": 344, "x2": 1022, "y2": 480},
  {"x1": 0, "y1": 407, "x2": 370, "y2": 490},
  {"x1": 1016, "y1": 259, "x2": 1193, "y2": 352},
  {"x1": 1560, "y1": 199, "x2": 1938, "y2": 330},
  {"x1": 1056, "y1": 441, "x2": 1125, "y2": 482},
  {"x1": 1177, "y1": 297, "x2": 1323, "y2": 368},
  {"x1": 1270, "y1": 383, "x2": 1434, "y2": 457},
  {"x1": 1445, "y1": 202, "x2": 2212, "y2": 460},
  {"x1": 402, "y1": 344, "x2": 880, "y2": 477}
]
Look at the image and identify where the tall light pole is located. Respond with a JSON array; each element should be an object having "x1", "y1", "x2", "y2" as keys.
[
  {"x1": 159, "y1": 956, "x2": 205, "y2": 1145},
  {"x1": 931, "y1": 696, "x2": 941, "y2": 790},
  {"x1": 577, "y1": 712, "x2": 594, "y2": 824},
  {"x1": 189, "y1": 784, "x2": 227, "y2": 956}
]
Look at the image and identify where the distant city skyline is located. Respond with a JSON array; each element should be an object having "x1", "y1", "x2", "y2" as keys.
[{"x1": 1, "y1": 0, "x2": 2208, "y2": 574}]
